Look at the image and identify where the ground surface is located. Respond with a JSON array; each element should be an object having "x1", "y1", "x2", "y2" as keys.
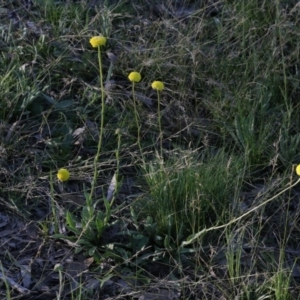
[{"x1": 1, "y1": 0, "x2": 300, "y2": 299}]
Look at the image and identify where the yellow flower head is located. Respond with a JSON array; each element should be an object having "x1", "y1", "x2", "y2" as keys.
[
  {"x1": 151, "y1": 81, "x2": 164, "y2": 91},
  {"x1": 128, "y1": 71, "x2": 141, "y2": 83},
  {"x1": 296, "y1": 164, "x2": 300, "y2": 176},
  {"x1": 89, "y1": 36, "x2": 107, "y2": 48},
  {"x1": 57, "y1": 168, "x2": 70, "y2": 182}
]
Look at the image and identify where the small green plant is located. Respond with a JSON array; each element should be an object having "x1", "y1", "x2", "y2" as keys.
[
  {"x1": 225, "y1": 227, "x2": 244, "y2": 286},
  {"x1": 62, "y1": 198, "x2": 113, "y2": 261},
  {"x1": 88, "y1": 35, "x2": 108, "y2": 202},
  {"x1": 134, "y1": 149, "x2": 244, "y2": 248},
  {"x1": 57, "y1": 36, "x2": 117, "y2": 258}
]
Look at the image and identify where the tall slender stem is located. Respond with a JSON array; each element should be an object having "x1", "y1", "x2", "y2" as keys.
[
  {"x1": 157, "y1": 91, "x2": 162, "y2": 158},
  {"x1": 132, "y1": 82, "x2": 142, "y2": 156},
  {"x1": 89, "y1": 46, "x2": 105, "y2": 203}
]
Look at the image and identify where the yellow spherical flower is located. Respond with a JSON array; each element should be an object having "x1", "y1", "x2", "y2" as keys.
[
  {"x1": 89, "y1": 36, "x2": 107, "y2": 48},
  {"x1": 151, "y1": 81, "x2": 164, "y2": 91},
  {"x1": 296, "y1": 164, "x2": 300, "y2": 176},
  {"x1": 57, "y1": 168, "x2": 70, "y2": 182},
  {"x1": 128, "y1": 71, "x2": 141, "y2": 83}
]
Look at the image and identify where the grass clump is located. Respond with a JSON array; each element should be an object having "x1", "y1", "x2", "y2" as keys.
[{"x1": 137, "y1": 149, "x2": 244, "y2": 245}]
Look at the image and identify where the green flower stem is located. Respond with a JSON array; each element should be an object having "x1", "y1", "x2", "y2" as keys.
[
  {"x1": 157, "y1": 90, "x2": 162, "y2": 158},
  {"x1": 50, "y1": 170, "x2": 59, "y2": 233},
  {"x1": 89, "y1": 45, "x2": 105, "y2": 203},
  {"x1": 132, "y1": 82, "x2": 143, "y2": 156},
  {"x1": 115, "y1": 130, "x2": 121, "y2": 183},
  {"x1": 181, "y1": 178, "x2": 300, "y2": 247}
]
